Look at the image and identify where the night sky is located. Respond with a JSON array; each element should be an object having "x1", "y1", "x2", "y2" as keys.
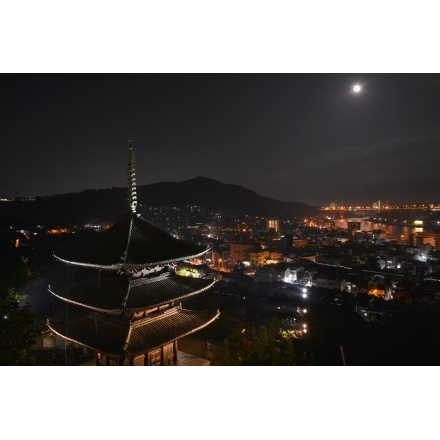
[{"x1": 2, "y1": 73, "x2": 440, "y2": 206}]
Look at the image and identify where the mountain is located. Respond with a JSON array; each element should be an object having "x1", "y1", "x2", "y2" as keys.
[{"x1": 0, "y1": 177, "x2": 318, "y2": 227}]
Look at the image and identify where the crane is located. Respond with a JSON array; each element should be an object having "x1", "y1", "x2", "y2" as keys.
[{"x1": 0, "y1": 179, "x2": 20, "y2": 199}]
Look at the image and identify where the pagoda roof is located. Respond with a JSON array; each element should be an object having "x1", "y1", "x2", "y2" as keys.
[
  {"x1": 49, "y1": 269, "x2": 216, "y2": 313},
  {"x1": 53, "y1": 213, "x2": 208, "y2": 270},
  {"x1": 47, "y1": 307, "x2": 220, "y2": 358}
]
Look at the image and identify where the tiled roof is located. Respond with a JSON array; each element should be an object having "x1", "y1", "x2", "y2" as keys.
[
  {"x1": 54, "y1": 213, "x2": 208, "y2": 268},
  {"x1": 47, "y1": 313, "x2": 128, "y2": 355},
  {"x1": 126, "y1": 308, "x2": 219, "y2": 356},
  {"x1": 49, "y1": 267, "x2": 215, "y2": 312},
  {"x1": 47, "y1": 307, "x2": 220, "y2": 358},
  {"x1": 49, "y1": 268, "x2": 128, "y2": 312},
  {"x1": 126, "y1": 274, "x2": 215, "y2": 310}
]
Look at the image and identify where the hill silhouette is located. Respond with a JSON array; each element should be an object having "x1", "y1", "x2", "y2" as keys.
[{"x1": 0, "y1": 177, "x2": 318, "y2": 227}]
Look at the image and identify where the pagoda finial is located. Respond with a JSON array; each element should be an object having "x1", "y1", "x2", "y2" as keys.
[{"x1": 127, "y1": 138, "x2": 137, "y2": 214}]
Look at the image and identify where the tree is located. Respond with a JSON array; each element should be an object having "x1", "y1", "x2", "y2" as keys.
[
  {"x1": 0, "y1": 290, "x2": 35, "y2": 365},
  {"x1": 0, "y1": 233, "x2": 36, "y2": 365},
  {"x1": 224, "y1": 319, "x2": 307, "y2": 366}
]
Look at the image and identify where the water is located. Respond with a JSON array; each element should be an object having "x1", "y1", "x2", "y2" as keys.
[{"x1": 334, "y1": 219, "x2": 425, "y2": 243}]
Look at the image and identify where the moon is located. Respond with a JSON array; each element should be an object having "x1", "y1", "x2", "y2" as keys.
[{"x1": 353, "y1": 84, "x2": 361, "y2": 93}]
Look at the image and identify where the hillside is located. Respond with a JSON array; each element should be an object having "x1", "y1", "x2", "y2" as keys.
[{"x1": 0, "y1": 177, "x2": 318, "y2": 226}]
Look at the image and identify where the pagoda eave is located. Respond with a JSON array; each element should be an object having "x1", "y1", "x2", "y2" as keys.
[
  {"x1": 53, "y1": 247, "x2": 210, "y2": 271},
  {"x1": 48, "y1": 287, "x2": 124, "y2": 315},
  {"x1": 46, "y1": 320, "x2": 118, "y2": 358},
  {"x1": 48, "y1": 274, "x2": 216, "y2": 315},
  {"x1": 46, "y1": 307, "x2": 221, "y2": 358},
  {"x1": 123, "y1": 279, "x2": 216, "y2": 311}
]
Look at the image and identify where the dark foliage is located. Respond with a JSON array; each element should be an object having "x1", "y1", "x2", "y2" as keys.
[{"x1": 0, "y1": 234, "x2": 36, "y2": 365}]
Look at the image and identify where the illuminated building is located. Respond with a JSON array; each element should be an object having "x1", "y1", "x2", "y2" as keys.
[
  {"x1": 412, "y1": 232, "x2": 436, "y2": 247},
  {"x1": 249, "y1": 250, "x2": 284, "y2": 266},
  {"x1": 435, "y1": 228, "x2": 440, "y2": 250},
  {"x1": 347, "y1": 221, "x2": 361, "y2": 232},
  {"x1": 229, "y1": 242, "x2": 261, "y2": 264},
  {"x1": 46, "y1": 140, "x2": 219, "y2": 366},
  {"x1": 267, "y1": 219, "x2": 280, "y2": 233},
  {"x1": 368, "y1": 275, "x2": 392, "y2": 300},
  {"x1": 292, "y1": 239, "x2": 309, "y2": 247}
]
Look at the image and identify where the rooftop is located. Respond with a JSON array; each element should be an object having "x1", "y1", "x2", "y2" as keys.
[
  {"x1": 47, "y1": 306, "x2": 220, "y2": 358},
  {"x1": 49, "y1": 267, "x2": 216, "y2": 312},
  {"x1": 54, "y1": 213, "x2": 208, "y2": 269}
]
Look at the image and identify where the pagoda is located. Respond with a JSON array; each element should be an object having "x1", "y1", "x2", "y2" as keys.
[{"x1": 46, "y1": 140, "x2": 219, "y2": 365}]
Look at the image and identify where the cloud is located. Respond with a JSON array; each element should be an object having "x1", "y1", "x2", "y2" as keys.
[
  {"x1": 304, "y1": 133, "x2": 440, "y2": 174},
  {"x1": 276, "y1": 133, "x2": 440, "y2": 204}
]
